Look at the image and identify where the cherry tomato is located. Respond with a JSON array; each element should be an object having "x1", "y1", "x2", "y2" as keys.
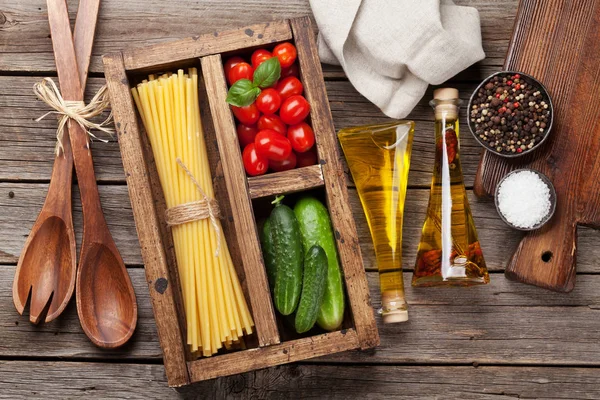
[
  {"x1": 251, "y1": 49, "x2": 272, "y2": 68},
  {"x1": 255, "y1": 88, "x2": 281, "y2": 115},
  {"x1": 287, "y1": 122, "x2": 315, "y2": 153},
  {"x1": 231, "y1": 103, "x2": 260, "y2": 125},
  {"x1": 273, "y1": 42, "x2": 297, "y2": 68},
  {"x1": 228, "y1": 62, "x2": 254, "y2": 85},
  {"x1": 281, "y1": 63, "x2": 299, "y2": 78},
  {"x1": 242, "y1": 143, "x2": 269, "y2": 176},
  {"x1": 224, "y1": 56, "x2": 244, "y2": 81},
  {"x1": 257, "y1": 114, "x2": 287, "y2": 135},
  {"x1": 255, "y1": 129, "x2": 292, "y2": 161},
  {"x1": 276, "y1": 76, "x2": 303, "y2": 100},
  {"x1": 295, "y1": 147, "x2": 318, "y2": 167},
  {"x1": 236, "y1": 124, "x2": 258, "y2": 148},
  {"x1": 269, "y1": 151, "x2": 297, "y2": 172},
  {"x1": 280, "y1": 95, "x2": 310, "y2": 125}
]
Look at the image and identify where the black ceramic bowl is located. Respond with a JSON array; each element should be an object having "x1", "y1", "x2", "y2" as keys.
[
  {"x1": 494, "y1": 168, "x2": 557, "y2": 231},
  {"x1": 467, "y1": 71, "x2": 554, "y2": 158}
]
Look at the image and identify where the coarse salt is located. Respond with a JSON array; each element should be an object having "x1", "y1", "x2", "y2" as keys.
[{"x1": 497, "y1": 171, "x2": 552, "y2": 229}]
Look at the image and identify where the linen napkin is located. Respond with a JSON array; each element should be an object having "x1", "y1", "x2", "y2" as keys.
[{"x1": 309, "y1": 0, "x2": 485, "y2": 119}]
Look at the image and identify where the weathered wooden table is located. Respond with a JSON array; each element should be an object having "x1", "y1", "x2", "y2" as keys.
[{"x1": 1, "y1": 1, "x2": 599, "y2": 398}]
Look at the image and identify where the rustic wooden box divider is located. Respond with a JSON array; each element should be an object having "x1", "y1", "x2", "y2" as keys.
[{"x1": 103, "y1": 17, "x2": 379, "y2": 387}]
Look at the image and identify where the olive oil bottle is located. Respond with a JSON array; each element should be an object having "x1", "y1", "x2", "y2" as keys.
[
  {"x1": 338, "y1": 121, "x2": 414, "y2": 323},
  {"x1": 413, "y1": 88, "x2": 489, "y2": 287}
]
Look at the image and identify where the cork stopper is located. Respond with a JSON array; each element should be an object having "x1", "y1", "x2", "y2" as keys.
[
  {"x1": 433, "y1": 87, "x2": 459, "y2": 101},
  {"x1": 433, "y1": 88, "x2": 459, "y2": 120},
  {"x1": 381, "y1": 291, "x2": 409, "y2": 324}
]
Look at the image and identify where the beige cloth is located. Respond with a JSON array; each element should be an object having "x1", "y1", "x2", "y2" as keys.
[{"x1": 309, "y1": 0, "x2": 485, "y2": 118}]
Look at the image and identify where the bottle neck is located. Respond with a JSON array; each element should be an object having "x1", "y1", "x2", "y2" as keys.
[
  {"x1": 435, "y1": 115, "x2": 459, "y2": 137},
  {"x1": 430, "y1": 98, "x2": 461, "y2": 122}
]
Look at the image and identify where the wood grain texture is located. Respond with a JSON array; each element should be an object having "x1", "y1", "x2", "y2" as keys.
[
  {"x1": 291, "y1": 16, "x2": 378, "y2": 349},
  {"x1": 3, "y1": 0, "x2": 600, "y2": 395},
  {"x1": 13, "y1": 0, "x2": 100, "y2": 326},
  {"x1": 103, "y1": 53, "x2": 189, "y2": 386},
  {"x1": 474, "y1": 0, "x2": 600, "y2": 292},
  {"x1": 196, "y1": 364, "x2": 600, "y2": 400},
  {"x1": 0, "y1": 0, "x2": 516, "y2": 77},
  {"x1": 72, "y1": 0, "x2": 100, "y2": 89},
  {"x1": 201, "y1": 54, "x2": 279, "y2": 347},
  {"x1": 4, "y1": 267, "x2": 600, "y2": 366},
  {"x1": 187, "y1": 329, "x2": 359, "y2": 382},
  {"x1": 1, "y1": 362, "x2": 600, "y2": 399},
  {"x1": 0, "y1": 77, "x2": 487, "y2": 186},
  {"x1": 47, "y1": 0, "x2": 137, "y2": 348},
  {"x1": 123, "y1": 20, "x2": 292, "y2": 73},
  {"x1": 247, "y1": 164, "x2": 324, "y2": 199},
  {"x1": 4, "y1": 183, "x2": 600, "y2": 274}
]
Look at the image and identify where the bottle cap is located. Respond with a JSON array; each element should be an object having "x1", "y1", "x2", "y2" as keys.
[
  {"x1": 433, "y1": 87, "x2": 459, "y2": 101},
  {"x1": 433, "y1": 88, "x2": 459, "y2": 120}
]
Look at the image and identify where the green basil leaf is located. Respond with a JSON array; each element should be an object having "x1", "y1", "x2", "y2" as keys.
[
  {"x1": 253, "y1": 57, "x2": 281, "y2": 88},
  {"x1": 226, "y1": 79, "x2": 261, "y2": 107}
]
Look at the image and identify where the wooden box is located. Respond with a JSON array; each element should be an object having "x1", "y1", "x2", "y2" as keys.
[{"x1": 103, "y1": 17, "x2": 379, "y2": 387}]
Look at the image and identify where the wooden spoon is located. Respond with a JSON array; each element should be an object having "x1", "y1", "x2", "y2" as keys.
[
  {"x1": 47, "y1": 0, "x2": 137, "y2": 348},
  {"x1": 12, "y1": 0, "x2": 100, "y2": 324},
  {"x1": 12, "y1": 136, "x2": 76, "y2": 324}
]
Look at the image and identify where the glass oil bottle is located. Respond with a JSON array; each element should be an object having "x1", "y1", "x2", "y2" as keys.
[
  {"x1": 413, "y1": 88, "x2": 489, "y2": 287},
  {"x1": 338, "y1": 121, "x2": 414, "y2": 323}
]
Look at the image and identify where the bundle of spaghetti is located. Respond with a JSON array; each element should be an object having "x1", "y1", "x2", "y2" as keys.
[{"x1": 131, "y1": 68, "x2": 254, "y2": 357}]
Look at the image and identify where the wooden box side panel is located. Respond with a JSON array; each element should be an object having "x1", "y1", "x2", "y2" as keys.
[
  {"x1": 290, "y1": 17, "x2": 379, "y2": 349},
  {"x1": 187, "y1": 329, "x2": 359, "y2": 382},
  {"x1": 247, "y1": 164, "x2": 324, "y2": 199},
  {"x1": 103, "y1": 53, "x2": 190, "y2": 387},
  {"x1": 200, "y1": 54, "x2": 280, "y2": 347},
  {"x1": 122, "y1": 20, "x2": 293, "y2": 73}
]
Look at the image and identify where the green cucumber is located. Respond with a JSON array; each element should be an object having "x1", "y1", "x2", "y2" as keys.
[
  {"x1": 295, "y1": 245, "x2": 328, "y2": 333},
  {"x1": 270, "y1": 197, "x2": 304, "y2": 316},
  {"x1": 260, "y1": 218, "x2": 277, "y2": 290},
  {"x1": 294, "y1": 197, "x2": 345, "y2": 331}
]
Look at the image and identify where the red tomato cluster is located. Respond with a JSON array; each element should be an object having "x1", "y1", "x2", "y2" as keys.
[{"x1": 224, "y1": 43, "x2": 318, "y2": 177}]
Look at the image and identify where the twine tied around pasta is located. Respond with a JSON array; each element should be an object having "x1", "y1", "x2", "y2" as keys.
[
  {"x1": 33, "y1": 77, "x2": 114, "y2": 156},
  {"x1": 165, "y1": 158, "x2": 222, "y2": 256}
]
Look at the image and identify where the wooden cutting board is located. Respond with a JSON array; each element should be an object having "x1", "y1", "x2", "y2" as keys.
[{"x1": 474, "y1": 0, "x2": 600, "y2": 292}]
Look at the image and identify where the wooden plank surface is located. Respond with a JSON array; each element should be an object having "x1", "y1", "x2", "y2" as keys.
[
  {"x1": 0, "y1": 77, "x2": 486, "y2": 186},
  {"x1": 3, "y1": 266, "x2": 600, "y2": 365},
  {"x1": 2, "y1": 183, "x2": 600, "y2": 274},
  {"x1": 0, "y1": 361, "x2": 599, "y2": 399},
  {"x1": 0, "y1": 0, "x2": 515, "y2": 76},
  {"x1": 2, "y1": 0, "x2": 600, "y2": 397}
]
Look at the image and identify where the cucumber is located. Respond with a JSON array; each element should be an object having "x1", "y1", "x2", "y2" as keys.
[
  {"x1": 295, "y1": 245, "x2": 328, "y2": 333},
  {"x1": 270, "y1": 198, "x2": 304, "y2": 316},
  {"x1": 294, "y1": 197, "x2": 345, "y2": 331},
  {"x1": 260, "y1": 217, "x2": 276, "y2": 290}
]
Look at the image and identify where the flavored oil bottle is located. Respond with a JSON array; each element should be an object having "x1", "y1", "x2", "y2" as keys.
[
  {"x1": 413, "y1": 88, "x2": 489, "y2": 287},
  {"x1": 339, "y1": 121, "x2": 414, "y2": 323}
]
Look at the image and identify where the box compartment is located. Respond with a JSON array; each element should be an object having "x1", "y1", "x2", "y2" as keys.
[{"x1": 103, "y1": 17, "x2": 378, "y2": 387}]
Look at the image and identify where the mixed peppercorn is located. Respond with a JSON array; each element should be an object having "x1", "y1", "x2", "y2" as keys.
[{"x1": 470, "y1": 73, "x2": 551, "y2": 155}]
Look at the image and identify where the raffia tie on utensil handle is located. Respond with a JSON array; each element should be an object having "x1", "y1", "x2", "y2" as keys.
[
  {"x1": 166, "y1": 158, "x2": 222, "y2": 256},
  {"x1": 33, "y1": 77, "x2": 114, "y2": 156}
]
